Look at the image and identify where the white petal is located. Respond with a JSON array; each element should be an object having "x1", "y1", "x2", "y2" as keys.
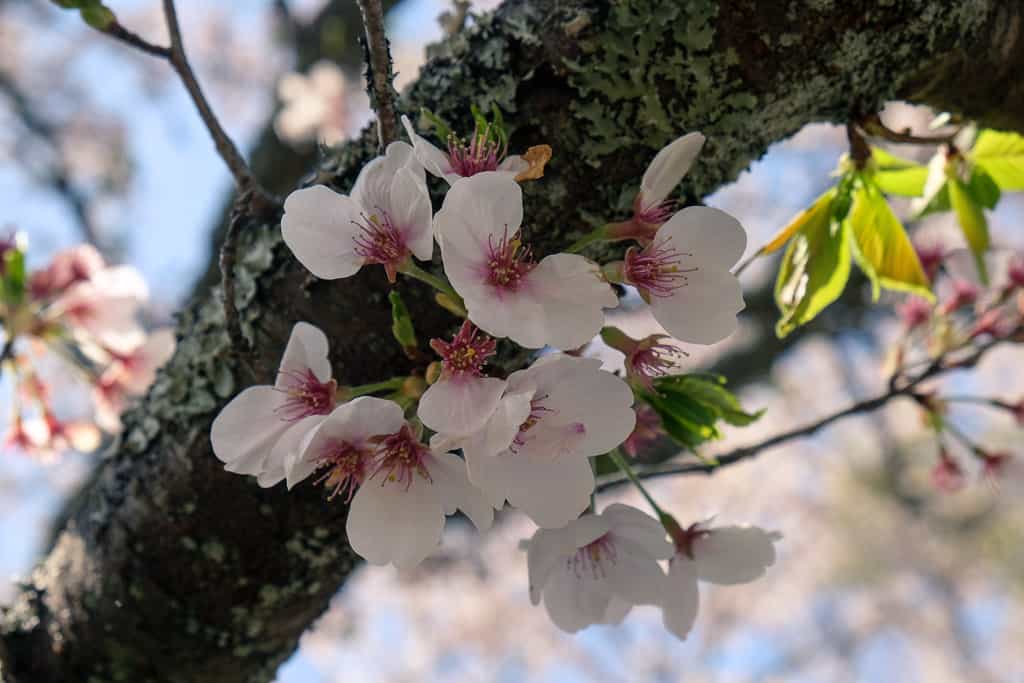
[
  {"x1": 527, "y1": 527, "x2": 574, "y2": 604},
  {"x1": 259, "y1": 415, "x2": 324, "y2": 488},
  {"x1": 661, "y1": 557, "x2": 700, "y2": 640},
  {"x1": 351, "y1": 141, "x2": 415, "y2": 211},
  {"x1": 417, "y1": 376, "x2": 507, "y2": 436},
  {"x1": 433, "y1": 172, "x2": 523, "y2": 256},
  {"x1": 277, "y1": 321, "x2": 332, "y2": 384},
  {"x1": 540, "y1": 361, "x2": 636, "y2": 458},
  {"x1": 282, "y1": 185, "x2": 365, "y2": 280},
  {"x1": 569, "y1": 514, "x2": 612, "y2": 548},
  {"x1": 120, "y1": 328, "x2": 176, "y2": 395},
  {"x1": 473, "y1": 451, "x2": 594, "y2": 528},
  {"x1": 525, "y1": 253, "x2": 618, "y2": 350},
  {"x1": 602, "y1": 503, "x2": 674, "y2": 559},
  {"x1": 463, "y1": 290, "x2": 548, "y2": 349},
  {"x1": 211, "y1": 386, "x2": 288, "y2": 473},
  {"x1": 604, "y1": 537, "x2": 669, "y2": 605},
  {"x1": 428, "y1": 451, "x2": 494, "y2": 532},
  {"x1": 402, "y1": 115, "x2": 454, "y2": 180},
  {"x1": 497, "y1": 155, "x2": 530, "y2": 176},
  {"x1": 461, "y1": 388, "x2": 533, "y2": 462},
  {"x1": 639, "y1": 132, "x2": 705, "y2": 211},
  {"x1": 543, "y1": 566, "x2": 611, "y2": 633},
  {"x1": 601, "y1": 596, "x2": 633, "y2": 625},
  {"x1": 649, "y1": 267, "x2": 745, "y2": 345},
  {"x1": 92, "y1": 265, "x2": 150, "y2": 301},
  {"x1": 387, "y1": 167, "x2": 434, "y2": 262},
  {"x1": 659, "y1": 206, "x2": 747, "y2": 269},
  {"x1": 692, "y1": 525, "x2": 781, "y2": 585},
  {"x1": 347, "y1": 474, "x2": 445, "y2": 569}
]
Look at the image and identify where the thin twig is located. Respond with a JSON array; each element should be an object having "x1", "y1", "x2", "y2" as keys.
[
  {"x1": 103, "y1": 20, "x2": 172, "y2": 58},
  {"x1": 356, "y1": 0, "x2": 399, "y2": 149},
  {"x1": 161, "y1": 0, "x2": 259, "y2": 194},
  {"x1": 597, "y1": 331, "x2": 1018, "y2": 492}
]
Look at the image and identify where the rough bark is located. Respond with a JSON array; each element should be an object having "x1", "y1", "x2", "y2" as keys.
[{"x1": 2, "y1": 1, "x2": 1023, "y2": 681}]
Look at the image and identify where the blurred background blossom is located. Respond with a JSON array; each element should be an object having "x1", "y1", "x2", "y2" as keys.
[{"x1": 1, "y1": 1, "x2": 1022, "y2": 681}]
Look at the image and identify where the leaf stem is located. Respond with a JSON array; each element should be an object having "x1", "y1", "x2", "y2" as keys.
[
  {"x1": 400, "y1": 262, "x2": 464, "y2": 307},
  {"x1": 344, "y1": 377, "x2": 406, "y2": 399}
]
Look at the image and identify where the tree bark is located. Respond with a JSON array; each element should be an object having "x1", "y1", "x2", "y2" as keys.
[{"x1": 2, "y1": 1, "x2": 1022, "y2": 681}]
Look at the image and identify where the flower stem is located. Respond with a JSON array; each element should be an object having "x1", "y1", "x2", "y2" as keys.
[
  {"x1": 606, "y1": 448, "x2": 665, "y2": 518},
  {"x1": 401, "y1": 262, "x2": 464, "y2": 308},
  {"x1": 344, "y1": 377, "x2": 406, "y2": 399},
  {"x1": 732, "y1": 248, "x2": 764, "y2": 278}
]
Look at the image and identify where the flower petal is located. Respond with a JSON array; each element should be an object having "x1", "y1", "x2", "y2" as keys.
[
  {"x1": 693, "y1": 525, "x2": 781, "y2": 585},
  {"x1": 472, "y1": 451, "x2": 594, "y2": 528},
  {"x1": 602, "y1": 503, "x2": 674, "y2": 559},
  {"x1": 402, "y1": 115, "x2": 454, "y2": 180},
  {"x1": 542, "y1": 565, "x2": 612, "y2": 633},
  {"x1": 347, "y1": 474, "x2": 445, "y2": 569},
  {"x1": 649, "y1": 266, "x2": 745, "y2": 345},
  {"x1": 351, "y1": 141, "x2": 416, "y2": 211},
  {"x1": 527, "y1": 527, "x2": 574, "y2": 604},
  {"x1": 640, "y1": 132, "x2": 705, "y2": 211},
  {"x1": 661, "y1": 556, "x2": 700, "y2": 640},
  {"x1": 388, "y1": 166, "x2": 434, "y2": 262},
  {"x1": 282, "y1": 185, "x2": 365, "y2": 280},
  {"x1": 211, "y1": 386, "x2": 287, "y2": 474},
  {"x1": 659, "y1": 206, "x2": 747, "y2": 269},
  {"x1": 277, "y1": 321, "x2": 332, "y2": 384},
  {"x1": 428, "y1": 451, "x2": 495, "y2": 532},
  {"x1": 259, "y1": 414, "x2": 324, "y2": 488},
  {"x1": 604, "y1": 537, "x2": 669, "y2": 605},
  {"x1": 433, "y1": 172, "x2": 523, "y2": 256},
  {"x1": 417, "y1": 375, "x2": 507, "y2": 436},
  {"x1": 525, "y1": 253, "x2": 618, "y2": 350}
]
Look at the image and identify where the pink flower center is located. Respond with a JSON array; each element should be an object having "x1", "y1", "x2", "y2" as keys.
[
  {"x1": 485, "y1": 227, "x2": 534, "y2": 291},
  {"x1": 371, "y1": 424, "x2": 432, "y2": 488},
  {"x1": 624, "y1": 239, "x2": 695, "y2": 298},
  {"x1": 628, "y1": 335, "x2": 687, "y2": 384},
  {"x1": 429, "y1": 321, "x2": 496, "y2": 378},
  {"x1": 351, "y1": 210, "x2": 408, "y2": 271},
  {"x1": 511, "y1": 395, "x2": 555, "y2": 452},
  {"x1": 669, "y1": 522, "x2": 711, "y2": 560},
  {"x1": 930, "y1": 451, "x2": 965, "y2": 494},
  {"x1": 511, "y1": 395, "x2": 585, "y2": 456},
  {"x1": 447, "y1": 125, "x2": 506, "y2": 177},
  {"x1": 314, "y1": 438, "x2": 371, "y2": 501},
  {"x1": 635, "y1": 197, "x2": 676, "y2": 226},
  {"x1": 275, "y1": 368, "x2": 337, "y2": 422},
  {"x1": 569, "y1": 532, "x2": 617, "y2": 579}
]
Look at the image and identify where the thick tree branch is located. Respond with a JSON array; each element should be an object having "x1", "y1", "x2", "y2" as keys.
[
  {"x1": 4, "y1": 1, "x2": 1023, "y2": 681},
  {"x1": 356, "y1": 0, "x2": 400, "y2": 148}
]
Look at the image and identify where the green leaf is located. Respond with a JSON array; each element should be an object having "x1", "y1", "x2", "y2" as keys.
[
  {"x1": 966, "y1": 166, "x2": 1001, "y2": 209},
  {"x1": 846, "y1": 176, "x2": 932, "y2": 300},
  {"x1": 640, "y1": 374, "x2": 762, "y2": 451},
  {"x1": 971, "y1": 129, "x2": 1024, "y2": 190},
  {"x1": 419, "y1": 107, "x2": 452, "y2": 143},
  {"x1": 870, "y1": 147, "x2": 928, "y2": 197},
  {"x1": 948, "y1": 178, "x2": 990, "y2": 285},
  {"x1": 761, "y1": 188, "x2": 834, "y2": 254},
  {"x1": 655, "y1": 374, "x2": 763, "y2": 427},
  {"x1": 81, "y1": 3, "x2": 115, "y2": 30},
  {"x1": 774, "y1": 191, "x2": 852, "y2": 338},
  {"x1": 388, "y1": 291, "x2": 417, "y2": 351},
  {"x1": 1, "y1": 247, "x2": 26, "y2": 305}
]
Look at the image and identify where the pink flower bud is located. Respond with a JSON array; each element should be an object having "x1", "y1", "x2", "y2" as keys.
[{"x1": 930, "y1": 450, "x2": 965, "y2": 493}]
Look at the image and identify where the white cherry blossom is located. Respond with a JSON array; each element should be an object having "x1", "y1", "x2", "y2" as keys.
[
  {"x1": 211, "y1": 322, "x2": 336, "y2": 487},
  {"x1": 434, "y1": 172, "x2": 617, "y2": 350},
  {"x1": 417, "y1": 321, "x2": 506, "y2": 437},
  {"x1": 449, "y1": 354, "x2": 635, "y2": 528},
  {"x1": 660, "y1": 519, "x2": 781, "y2": 640},
  {"x1": 274, "y1": 60, "x2": 365, "y2": 146},
  {"x1": 620, "y1": 206, "x2": 747, "y2": 344},
  {"x1": 346, "y1": 423, "x2": 495, "y2": 570},
  {"x1": 93, "y1": 328, "x2": 177, "y2": 432},
  {"x1": 607, "y1": 132, "x2": 706, "y2": 243},
  {"x1": 281, "y1": 141, "x2": 432, "y2": 282},
  {"x1": 526, "y1": 503, "x2": 674, "y2": 633},
  {"x1": 402, "y1": 114, "x2": 529, "y2": 185},
  {"x1": 47, "y1": 264, "x2": 149, "y2": 354}
]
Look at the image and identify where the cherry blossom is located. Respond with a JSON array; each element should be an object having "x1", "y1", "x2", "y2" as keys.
[
  {"x1": 621, "y1": 404, "x2": 664, "y2": 458},
  {"x1": 606, "y1": 133, "x2": 706, "y2": 243},
  {"x1": 434, "y1": 172, "x2": 617, "y2": 350},
  {"x1": 281, "y1": 141, "x2": 432, "y2": 282},
  {"x1": 931, "y1": 449, "x2": 966, "y2": 493},
  {"x1": 46, "y1": 264, "x2": 149, "y2": 354},
  {"x1": 402, "y1": 114, "x2": 541, "y2": 185},
  {"x1": 346, "y1": 422, "x2": 495, "y2": 569},
  {"x1": 417, "y1": 321, "x2": 506, "y2": 437},
  {"x1": 659, "y1": 519, "x2": 781, "y2": 640},
  {"x1": 449, "y1": 354, "x2": 636, "y2": 528},
  {"x1": 28, "y1": 244, "x2": 105, "y2": 300},
  {"x1": 601, "y1": 328, "x2": 686, "y2": 388},
  {"x1": 92, "y1": 328, "x2": 177, "y2": 432},
  {"x1": 274, "y1": 61, "x2": 364, "y2": 146},
  {"x1": 284, "y1": 396, "x2": 406, "y2": 498},
  {"x1": 211, "y1": 322, "x2": 336, "y2": 487},
  {"x1": 526, "y1": 504, "x2": 674, "y2": 633},
  {"x1": 616, "y1": 206, "x2": 747, "y2": 345}
]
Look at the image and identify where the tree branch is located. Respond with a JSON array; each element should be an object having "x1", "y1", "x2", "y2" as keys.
[{"x1": 356, "y1": 0, "x2": 399, "y2": 148}]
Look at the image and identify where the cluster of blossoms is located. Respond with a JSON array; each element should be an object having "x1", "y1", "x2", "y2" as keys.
[
  {"x1": 1, "y1": 242, "x2": 174, "y2": 457},
  {"x1": 893, "y1": 243, "x2": 1024, "y2": 491},
  {"x1": 213, "y1": 112, "x2": 778, "y2": 639}
]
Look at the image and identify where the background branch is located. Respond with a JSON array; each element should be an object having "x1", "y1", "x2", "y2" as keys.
[{"x1": 356, "y1": 0, "x2": 400, "y2": 148}]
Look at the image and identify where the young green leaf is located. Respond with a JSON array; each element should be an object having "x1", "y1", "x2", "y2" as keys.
[
  {"x1": 948, "y1": 178, "x2": 990, "y2": 284},
  {"x1": 966, "y1": 166, "x2": 1001, "y2": 209},
  {"x1": 846, "y1": 177, "x2": 931, "y2": 300},
  {"x1": 971, "y1": 129, "x2": 1024, "y2": 190},
  {"x1": 639, "y1": 374, "x2": 762, "y2": 451},
  {"x1": 871, "y1": 147, "x2": 928, "y2": 197},
  {"x1": 762, "y1": 188, "x2": 835, "y2": 254},
  {"x1": 775, "y1": 191, "x2": 852, "y2": 338}
]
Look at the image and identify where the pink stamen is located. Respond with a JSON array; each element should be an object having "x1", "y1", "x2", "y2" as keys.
[
  {"x1": 275, "y1": 369, "x2": 337, "y2": 422},
  {"x1": 624, "y1": 238, "x2": 696, "y2": 298},
  {"x1": 371, "y1": 424, "x2": 432, "y2": 489},
  {"x1": 484, "y1": 226, "x2": 535, "y2": 291},
  {"x1": 447, "y1": 123, "x2": 506, "y2": 177},
  {"x1": 569, "y1": 532, "x2": 617, "y2": 579},
  {"x1": 429, "y1": 321, "x2": 497, "y2": 378},
  {"x1": 351, "y1": 209, "x2": 408, "y2": 279},
  {"x1": 628, "y1": 335, "x2": 687, "y2": 385},
  {"x1": 313, "y1": 438, "x2": 371, "y2": 502},
  {"x1": 635, "y1": 198, "x2": 676, "y2": 226},
  {"x1": 511, "y1": 395, "x2": 556, "y2": 452}
]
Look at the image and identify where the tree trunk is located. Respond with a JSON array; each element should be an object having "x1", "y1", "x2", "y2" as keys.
[{"x1": 2, "y1": 1, "x2": 1022, "y2": 681}]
